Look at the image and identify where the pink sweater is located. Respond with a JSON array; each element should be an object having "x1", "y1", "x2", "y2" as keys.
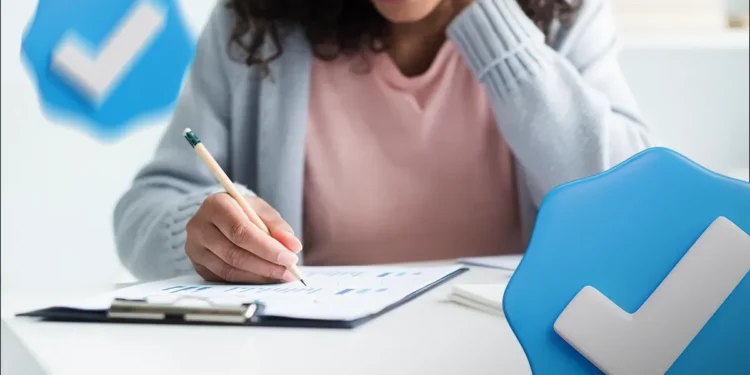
[{"x1": 303, "y1": 42, "x2": 524, "y2": 265}]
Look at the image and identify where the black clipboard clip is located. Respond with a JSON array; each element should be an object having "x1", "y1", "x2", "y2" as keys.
[{"x1": 107, "y1": 295, "x2": 265, "y2": 324}]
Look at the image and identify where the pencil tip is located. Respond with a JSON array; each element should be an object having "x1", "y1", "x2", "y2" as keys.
[
  {"x1": 183, "y1": 128, "x2": 191, "y2": 135},
  {"x1": 300, "y1": 279, "x2": 307, "y2": 286}
]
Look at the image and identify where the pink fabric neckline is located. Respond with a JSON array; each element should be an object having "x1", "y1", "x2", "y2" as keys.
[{"x1": 372, "y1": 41, "x2": 458, "y2": 92}]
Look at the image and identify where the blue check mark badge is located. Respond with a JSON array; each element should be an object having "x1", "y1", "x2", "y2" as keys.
[
  {"x1": 21, "y1": 0, "x2": 194, "y2": 138},
  {"x1": 554, "y1": 217, "x2": 750, "y2": 375},
  {"x1": 51, "y1": 0, "x2": 166, "y2": 106}
]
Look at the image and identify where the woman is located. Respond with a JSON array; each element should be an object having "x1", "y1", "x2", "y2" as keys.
[{"x1": 114, "y1": 0, "x2": 652, "y2": 283}]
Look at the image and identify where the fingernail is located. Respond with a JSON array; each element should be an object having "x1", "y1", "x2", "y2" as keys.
[
  {"x1": 278, "y1": 230, "x2": 303, "y2": 253},
  {"x1": 278, "y1": 250, "x2": 298, "y2": 266},
  {"x1": 291, "y1": 237, "x2": 303, "y2": 253},
  {"x1": 281, "y1": 270, "x2": 296, "y2": 282}
]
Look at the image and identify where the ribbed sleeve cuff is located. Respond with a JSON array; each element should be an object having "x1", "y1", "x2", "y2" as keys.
[
  {"x1": 447, "y1": 0, "x2": 549, "y2": 98},
  {"x1": 163, "y1": 183, "x2": 256, "y2": 273}
]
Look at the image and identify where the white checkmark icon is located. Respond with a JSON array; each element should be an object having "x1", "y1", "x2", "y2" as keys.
[
  {"x1": 51, "y1": 0, "x2": 167, "y2": 105},
  {"x1": 554, "y1": 216, "x2": 750, "y2": 375}
]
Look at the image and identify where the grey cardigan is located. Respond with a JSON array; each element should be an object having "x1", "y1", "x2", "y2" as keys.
[{"x1": 114, "y1": 0, "x2": 653, "y2": 280}]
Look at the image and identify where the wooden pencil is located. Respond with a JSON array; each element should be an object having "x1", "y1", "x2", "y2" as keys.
[{"x1": 183, "y1": 128, "x2": 306, "y2": 285}]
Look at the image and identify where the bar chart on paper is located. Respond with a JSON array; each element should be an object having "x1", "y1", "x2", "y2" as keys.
[{"x1": 103, "y1": 265, "x2": 466, "y2": 321}]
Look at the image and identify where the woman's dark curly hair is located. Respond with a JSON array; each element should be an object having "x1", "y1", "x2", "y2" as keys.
[{"x1": 226, "y1": 0, "x2": 582, "y2": 71}]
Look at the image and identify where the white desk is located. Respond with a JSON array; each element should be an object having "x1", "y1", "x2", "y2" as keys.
[{"x1": 1, "y1": 264, "x2": 529, "y2": 375}]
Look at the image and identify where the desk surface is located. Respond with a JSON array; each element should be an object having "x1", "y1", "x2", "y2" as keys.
[{"x1": 1, "y1": 264, "x2": 529, "y2": 375}]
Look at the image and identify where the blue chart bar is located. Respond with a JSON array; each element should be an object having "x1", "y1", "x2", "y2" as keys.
[
  {"x1": 336, "y1": 289, "x2": 355, "y2": 295},
  {"x1": 162, "y1": 286, "x2": 183, "y2": 291},
  {"x1": 228, "y1": 286, "x2": 321, "y2": 295},
  {"x1": 357, "y1": 289, "x2": 370, "y2": 294},
  {"x1": 376, "y1": 288, "x2": 388, "y2": 292},
  {"x1": 275, "y1": 288, "x2": 305, "y2": 294},
  {"x1": 231, "y1": 287, "x2": 258, "y2": 293},
  {"x1": 170, "y1": 286, "x2": 196, "y2": 293},
  {"x1": 193, "y1": 286, "x2": 211, "y2": 292},
  {"x1": 319, "y1": 271, "x2": 364, "y2": 277},
  {"x1": 377, "y1": 272, "x2": 391, "y2": 278},
  {"x1": 396, "y1": 272, "x2": 406, "y2": 276}
]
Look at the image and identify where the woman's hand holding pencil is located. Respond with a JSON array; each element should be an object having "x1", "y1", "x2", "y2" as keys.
[{"x1": 183, "y1": 129, "x2": 306, "y2": 285}]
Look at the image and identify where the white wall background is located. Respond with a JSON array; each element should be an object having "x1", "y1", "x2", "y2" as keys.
[
  {"x1": 2, "y1": 0, "x2": 748, "y2": 302},
  {"x1": 726, "y1": 0, "x2": 749, "y2": 15},
  {"x1": 1, "y1": 0, "x2": 218, "y2": 300},
  {"x1": 619, "y1": 36, "x2": 749, "y2": 174}
]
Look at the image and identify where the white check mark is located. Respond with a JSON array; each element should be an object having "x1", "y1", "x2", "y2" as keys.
[
  {"x1": 51, "y1": 0, "x2": 167, "y2": 105},
  {"x1": 554, "y1": 216, "x2": 750, "y2": 375}
]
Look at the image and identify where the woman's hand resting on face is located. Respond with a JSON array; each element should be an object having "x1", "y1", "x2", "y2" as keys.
[{"x1": 185, "y1": 193, "x2": 303, "y2": 284}]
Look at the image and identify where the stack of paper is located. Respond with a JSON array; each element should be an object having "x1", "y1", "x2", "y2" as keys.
[
  {"x1": 610, "y1": 0, "x2": 727, "y2": 33},
  {"x1": 448, "y1": 284, "x2": 507, "y2": 316},
  {"x1": 458, "y1": 254, "x2": 522, "y2": 270}
]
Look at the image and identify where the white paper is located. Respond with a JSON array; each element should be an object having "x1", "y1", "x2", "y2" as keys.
[
  {"x1": 58, "y1": 265, "x2": 464, "y2": 321},
  {"x1": 458, "y1": 254, "x2": 523, "y2": 270},
  {"x1": 449, "y1": 283, "x2": 508, "y2": 316}
]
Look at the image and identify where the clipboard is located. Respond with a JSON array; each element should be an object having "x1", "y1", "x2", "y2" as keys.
[
  {"x1": 16, "y1": 267, "x2": 468, "y2": 329},
  {"x1": 17, "y1": 296, "x2": 266, "y2": 326}
]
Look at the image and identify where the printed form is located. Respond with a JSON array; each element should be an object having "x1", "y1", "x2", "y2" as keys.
[{"x1": 63, "y1": 265, "x2": 465, "y2": 321}]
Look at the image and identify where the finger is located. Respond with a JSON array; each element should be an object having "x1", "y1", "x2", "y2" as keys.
[
  {"x1": 187, "y1": 229, "x2": 278, "y2": 283},
  {"x1": 202, "y1": 224, "x2": 296, "y2": 281},
  {"x1": 251, "y1": 197, "x2": 294, "y2": 234},
  {"x1": 189, "y1": 242, "x2": 290, "y2": 284},
  {"x1": 250, "y1": 198, "x2": 303, "y2": 253},
  {"x1": 206, "y1": 193, "x2": 299, "y2": 265},
  {"x1": 192, "y1": 262, "x2": 222, "y2": 282},
  {"x1": 273, "y1": 231, "x2": 303, "y2": 254},
  {"x1": 186, "y1": 240, "x2": 223, "y2": 281}
]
